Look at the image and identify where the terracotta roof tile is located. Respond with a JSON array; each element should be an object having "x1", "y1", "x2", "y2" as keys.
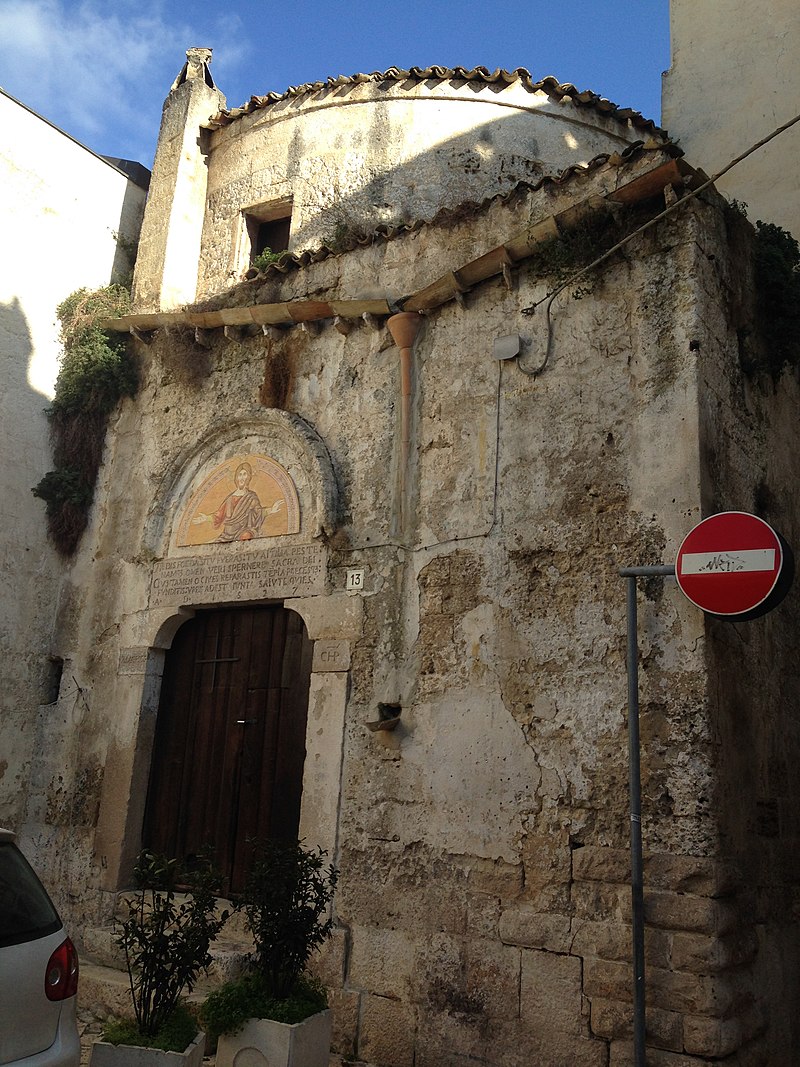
[{"x1": 203, "y1": 66, "x2": 665, "y2": 137}]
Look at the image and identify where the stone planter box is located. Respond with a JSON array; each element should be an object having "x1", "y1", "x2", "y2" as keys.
[
  {"x1": 89, "y1": 1031, "x2": 205, "y2": 1067},
  {"x1": 216, "y1": 1010, "x2": 332, "y2": 1067}
]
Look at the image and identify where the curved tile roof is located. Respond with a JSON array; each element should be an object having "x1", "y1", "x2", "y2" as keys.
[{"x1": 204, "y1": 66, "x2": 665, "y2": 137}]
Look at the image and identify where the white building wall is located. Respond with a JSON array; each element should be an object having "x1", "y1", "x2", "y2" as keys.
[
  {"x1": 0, "y1": 88, "x2": 147, "y2": 829},
  {"x1": 662, "y1": 1, "x2": 800, "y2": 236}
]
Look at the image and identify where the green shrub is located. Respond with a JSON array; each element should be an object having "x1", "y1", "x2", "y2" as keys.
[
  {"x1": 55, "y1": 285, "x2": 131, "y2": 347},
  {"x1": 200, "y1": 973, "x2": 327, "y2": 1042},
  {"x1": 251, "y1": 247, "x2": 284, "y2": 272},
  {"x1": 32, "y1": 468, "x2": 94, "y2": 508},
  {"x1": 116, "y1": 851, "x2": 228, "y2": 1039},
  {"x1": 243, "y1": 840, "x2": 338, "y2": 1000},
  {"x1": 32, "y1": 286, "x2": 136, "y2": 555},
  {"x1": 50, "y1": 326, "x2": 137, "y2": 417},
  {"x1": 199, "y1": 841, "x2": 337, "y2": 1039},
  {"x1": 751, "y1": 220, "x2": 800, "y2": 377},
  {"x1": 102, "y1": 1003, "x2": 199, "y2": 1053},
  {"x1": 526, "y1": 211, "x2": 621, "y2": 298}
]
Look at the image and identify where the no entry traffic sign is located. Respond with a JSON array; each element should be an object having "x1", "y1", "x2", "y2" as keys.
[{"x1": 676, "y1": 512, "x2": 794, "y2": 620}]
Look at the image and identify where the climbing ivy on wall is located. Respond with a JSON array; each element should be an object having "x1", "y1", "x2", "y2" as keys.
[
  {"x1": 751, "y1": 221, "x2": 800, "y2": 378},
  {"x1": 33, "y1": 285, "x2": 137, "y2": 556}
]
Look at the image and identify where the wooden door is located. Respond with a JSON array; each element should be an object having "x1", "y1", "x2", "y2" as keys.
[{"x1": 142, "y1": 606, "x2": 313, "y2": 896}]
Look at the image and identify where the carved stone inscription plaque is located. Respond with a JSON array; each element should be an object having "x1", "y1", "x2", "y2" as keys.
[
  {"x1": 312, "y1": 640, "x2": 351, "y2": 673},
  {"x1": 150, "y1": 545, "x2": 325, "y2": 607},
  {"x1": 118, "y1": 647, "x2": 151, "y2": 675}
]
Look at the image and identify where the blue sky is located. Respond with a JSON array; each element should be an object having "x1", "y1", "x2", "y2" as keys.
[{"x1": 0, "y1": 0, "x2": 670, "y2": 170}]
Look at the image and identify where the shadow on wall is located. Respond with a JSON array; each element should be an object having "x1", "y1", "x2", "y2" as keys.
[
  {"x1": 110, "y1": 176, "x2": 148, "y2": 287},
  {"x1": 0, "y1": 296, "x2": 48, "y2": 523},
  {"x1": 287, "y1": 115, "x2": 553, "y2": 250},
  {"x1": 221, "y1": 93, "x2": 637, "y2": 267},
  {"x1": 0, "y1": 296, "x2": 58, "y2": 828},
  {"x1": 0, "y1": 293, "x2": 53, "y2": 611}
]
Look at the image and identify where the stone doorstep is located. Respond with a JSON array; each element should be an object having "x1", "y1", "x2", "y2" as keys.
[
  {"x1": 111, "y1": 894, "x2": 250, "y2": 940},
  {"x1": 79, "y1": 889, "x2": 256, "y2": 1021},
  {"x1": 81, "y1": 897, "x2": 255, "y2": 981},
  {"x1": 77, "y1": 958, "x2": 251, "y2": 1028},
  {"x1": 80, "y1": 927, "x2": 126, "y2": 970},
  {"x1": 81, "y1": 938, "x2": 252, "y2": 985},
  {"x1": 79, "y1": 961, "x2": 139, "y2": 1022},
  {"x1": 77, "y1": 931, "x2": 255, "y2": 1023}
]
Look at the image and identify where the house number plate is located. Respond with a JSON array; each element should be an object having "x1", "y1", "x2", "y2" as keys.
[{"x1": 346, "y1": 568, "x2": 365, "y2": 592}]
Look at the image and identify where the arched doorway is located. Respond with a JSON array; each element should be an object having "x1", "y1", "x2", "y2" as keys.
[{"x1": 142, "y1": 605, "x2": 313, "y2": 896}]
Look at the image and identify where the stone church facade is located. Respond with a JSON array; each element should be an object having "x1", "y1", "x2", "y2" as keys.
[{"x1": 8, "y1": 47, "x2": 800, "y2": 1066}]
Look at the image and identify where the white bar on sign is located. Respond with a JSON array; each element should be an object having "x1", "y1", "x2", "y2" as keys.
[{"x1": 680, "y1": 548, "x2": 775, "y2": 575}]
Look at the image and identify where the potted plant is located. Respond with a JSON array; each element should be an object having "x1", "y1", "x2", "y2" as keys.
[
  {"x1": 200, "y1": 840, "x2": 338, "y2": 1067},
  {"x1": 90, "y1": 850, "x2": 229, "y2": 1067}
]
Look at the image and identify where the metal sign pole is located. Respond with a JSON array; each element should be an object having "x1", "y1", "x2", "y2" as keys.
[
  {"x1": 619, "y1": 521, "x2": 790, "y2": 1062},
  {"x1": 619, "y1": 564, "x2": 675, "y2": 1067}
]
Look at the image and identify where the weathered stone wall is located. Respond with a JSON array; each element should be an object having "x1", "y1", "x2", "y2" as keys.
[
  {"x1": 196, "y1": 76, "x2": 653, "y2": 299},
  {"x1": 27, "y1": 166, "x2": 799, "y2": 1062},
  {"x1": 0, "y1": 88, "x2": 146, "y2": 839},
  {"x1": 310, "y1": 202, "x2": 731, "y2": 1066},
  {"x1": 696, "y1": 206, "x2": 800, "y2": 1062}
]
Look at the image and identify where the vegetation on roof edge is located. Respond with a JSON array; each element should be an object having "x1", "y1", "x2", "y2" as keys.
[
  {"x1": 210, "y1": 67, "x2": 664, "y2": 135},
  {"x1": 750, "y1": 220, "x2": 800, "y2": 378}
]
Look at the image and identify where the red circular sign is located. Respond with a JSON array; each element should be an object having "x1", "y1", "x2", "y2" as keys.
[{"x1": 676, "y1": 512, "x2": 785, "y2": 618}]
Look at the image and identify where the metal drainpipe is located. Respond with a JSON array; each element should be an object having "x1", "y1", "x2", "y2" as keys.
[
  {"x1": 619, "y1": 563, "x2": 676, "y2": 1067},
  {"x1": 386, "y1": 312, "x2": 423, "y2": 534}
]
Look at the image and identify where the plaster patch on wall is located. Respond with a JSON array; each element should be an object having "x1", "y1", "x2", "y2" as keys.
[{"x1": 397, "y1": 692, "x2": 541, "y2": 864}]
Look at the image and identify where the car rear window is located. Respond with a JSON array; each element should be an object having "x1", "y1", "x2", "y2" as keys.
[{"x1": 0, "y1": 841, "x2": 61, "y2": 947}]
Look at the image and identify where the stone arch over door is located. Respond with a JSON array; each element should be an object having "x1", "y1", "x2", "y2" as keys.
[
  {"x1": 142, "y1": 410, "x2": 339, "y2": 556},
  {"x1": 142, "y1": 603, "x2": 313, "y2": 897},
  {"x1": 94, "y1": 591, "x2": 360, "y2": 898}
]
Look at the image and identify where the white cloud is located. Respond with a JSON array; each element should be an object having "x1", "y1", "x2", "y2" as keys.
[{"x1": 0, "y1": 0, "x2": 206, "y2": 164}]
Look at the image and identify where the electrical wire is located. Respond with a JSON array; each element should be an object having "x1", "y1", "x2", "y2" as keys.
[{"x1": 523, "y1": 110, "x2": 800, "y2": 377}]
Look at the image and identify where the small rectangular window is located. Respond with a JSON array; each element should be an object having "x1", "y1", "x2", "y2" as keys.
[
  {"x1": 244, "y1": 198, "x2": 293, "y2": 263},
  {"x1": 254, "y1": 216, "x2": 291, "y2": 256}
]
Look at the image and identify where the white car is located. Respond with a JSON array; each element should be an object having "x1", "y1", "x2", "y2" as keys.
[{"x1": 0, "y1": 828, "x2": 80, "y2": 1067}]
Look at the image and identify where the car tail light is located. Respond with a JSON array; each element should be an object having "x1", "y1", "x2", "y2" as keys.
[{"x1": 45, "y1": 937, "x2": 79, "y2": 1001}]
